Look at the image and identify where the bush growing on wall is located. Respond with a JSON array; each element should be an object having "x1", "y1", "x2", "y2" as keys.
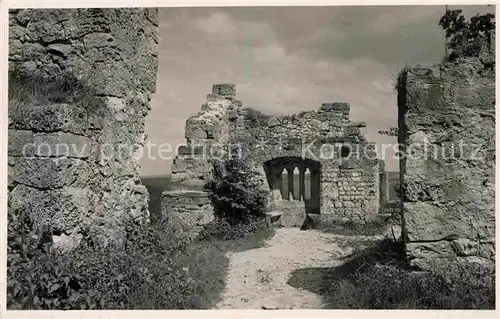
[{"x1": 204, "y1": 155, "x2": 269, "y2": 224}]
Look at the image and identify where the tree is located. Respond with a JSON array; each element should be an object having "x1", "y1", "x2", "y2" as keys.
[
  {"x1": 439, "y1": 9, "x2": 495, "y2": 58},
  {"x1": 204, "y1": 156, "x2": 269, "y2": 224}
]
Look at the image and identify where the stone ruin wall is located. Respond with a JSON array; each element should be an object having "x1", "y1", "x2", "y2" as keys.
[
  {"x1": 161, "y1": 191, "x2": 214, "y2": 239},
  {"x1": 230, "y1": 101, "x2": 381, "y2": 225},
  {"x1": 399, "y1": 51, "x2": 495, "y2": 271},
  {"x1": 166, "y1": 84, "x2": 383, "y2": 234},
  {"x1": 164, "y1": 85, "x2": 240, "y2": 237},
  {"x1": 8, "y1": 8, "x2": 159, "y2": 249},
  {"x1": 170, "y1": 84, "x2": 241, "y2": 190}
]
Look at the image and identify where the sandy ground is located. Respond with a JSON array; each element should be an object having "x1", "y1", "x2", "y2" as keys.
[{"x1": 215, "y1": 228, "x2": 379, "y2": 309}]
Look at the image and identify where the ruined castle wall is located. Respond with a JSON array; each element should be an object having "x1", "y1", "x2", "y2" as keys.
[
  {"x1": 320, "y1": 144, "x2": 379, "y2": 224},
  {"x1": 170, "y1": 84, "x2": 241, "y2": 189},
  {"x1": 166, "y1": 85, "x2": 240, "y2": 236},
  {"x1": 8, "y1": 8, "x2": 159, "y2": 249},
  {"x1": 230, "y1": 102, "x2": 380, "y2": 223},
  {"x1": 400, "y1": 58, "x2": 495, "y2": 271},
  {"x1": 166, "y1": 85, "x2": 381, "y2": 233}
]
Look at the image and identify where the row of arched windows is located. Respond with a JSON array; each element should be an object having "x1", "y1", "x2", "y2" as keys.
[{"x1": 278, "y1": 166, "x2": 313, "y2": 201}]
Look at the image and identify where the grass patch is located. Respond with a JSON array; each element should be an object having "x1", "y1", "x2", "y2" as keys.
[
  {"x1": 8, "y1": 205, "x2": 274, "y2": 310},
  {"x1": 288, "y1": 238, "x2": 494, "y2": 309},
  {"x1": 8, "y1": 68, "x2": 105, "y2": 114}
]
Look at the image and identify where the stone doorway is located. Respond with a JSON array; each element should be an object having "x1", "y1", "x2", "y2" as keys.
[{"x1": 263, "y1": 157, "x2": 321, "y2": 226}]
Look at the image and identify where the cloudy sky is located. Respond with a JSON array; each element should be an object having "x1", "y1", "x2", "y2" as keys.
[{"x1": 140, "y1": 5, "x2": 494, "y2": 177}]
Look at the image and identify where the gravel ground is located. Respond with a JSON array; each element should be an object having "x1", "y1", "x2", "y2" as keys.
[{"x1": 215, "y1": 227, "x2": 380, "y2": 309}]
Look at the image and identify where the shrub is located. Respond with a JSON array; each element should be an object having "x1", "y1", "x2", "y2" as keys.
[
  {"x1": 204, "y1": 156, "x2": 269, "y2": 224},
  {"x1": 439, "y1": 9, "x2": 495, "y2": 59}
]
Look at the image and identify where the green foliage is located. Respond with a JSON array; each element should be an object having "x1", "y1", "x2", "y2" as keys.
[
  {"x1": 7, "y1": 206, "x2": 228, "y2": 310},
  {"x1": 8, "y1": 68, "x2": 105, "y2": 114},
  {"x1": 439, "y1": 9, "x2": 495, "y2": 58},
  {"x1": 199, "y1": 216, "x2": 272, "y2": 241},
  {"x1": 204, "y1": 156, "x2": 269, "y2": 224},
  {"x1": 8, "y1": 179, "x2": 274, "y2": 310},
  {"x1": 325, "y1": 263, "x2": 494, "y2": 309},
  {"x1": 290, "y1": 238, "x2": 494, "y2": 309}
]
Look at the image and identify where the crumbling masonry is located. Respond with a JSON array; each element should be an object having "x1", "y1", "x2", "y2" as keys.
[
  {"x1": 8, "y1": 8, "x2": 159, "y2": 249},
  {"x1": 398, "y1": 35, "x2": 495, "y2": 271},
  {"x1": 163, "y1": 84, "x2": 394, "y2": 237}
]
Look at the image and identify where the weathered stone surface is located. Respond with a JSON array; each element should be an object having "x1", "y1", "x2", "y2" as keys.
[
  {"x1": 9, "y1": 184, "x2": 97, "y2": 232},
  {"x1": 275, "y1": 201, "x2": 306, "y2": 227},
  {"x1": 33, "y1": 132, "x2": 92, "y2": 158},
  {"x1": 10, "y1": 157, "x2": 91, "y2": 189},
  {"x1": 8, "y1": 8, "x2": 159, "y2": 249},
  {"x1": 161, "y1": 190, "x2": 214, "y2": 239},
  {"x1": 170, "y1": 84, "x2": 381, "y2": 230},
  {"x1": 9, "y1": 103, "x2": 89, "y2": 135},
  {"x1": 212, "y1": 83, "x2": 236, "y2": 99},
  {"x1": 400, "y1": 53, "x2": 495, "y2": 271},
  {"x1": 8, "y1": 129, "x2": 34, "y2": 157}
]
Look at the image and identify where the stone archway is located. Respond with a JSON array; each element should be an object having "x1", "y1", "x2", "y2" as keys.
[{"x1": 263, "y1": 157, "x2": 321, "y2": 226}]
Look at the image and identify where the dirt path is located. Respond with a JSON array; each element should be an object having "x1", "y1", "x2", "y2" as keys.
[{"x1": 215, "y1": 228, "x2": 379, "y2": 309}]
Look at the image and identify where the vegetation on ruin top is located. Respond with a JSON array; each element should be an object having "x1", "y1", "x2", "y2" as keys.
[{"x1": 8, "y1": 69, "x2": 105, "y2": 114}]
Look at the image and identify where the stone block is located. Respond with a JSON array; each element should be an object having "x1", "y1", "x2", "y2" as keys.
[
  {"x1": 161, "y1": 190, "x2": 214, "y2": 239},
  {"x1": 177, "y1": 145, "x2": 207, "y2": 156},
  {"x1": 8, "y1": 129, "x2": 34, "y2": 156},
  {"x1": 212, "y1": 83, "x2": 236, "y2": 99},
  {"x1": 9, "y1": 102, "x2": 88, "y2": 134},
  {"x1": 9, "y1": 184, "x2": 96, "y2": 232},
  {"x1": 345, "y1": 126, "x2": 360, "y2": 136},
  {"x1": 186, "y1": 129, "x2": 207, "y2": 139},
  {"x1": 265, "y1": 211, "x2": 282, "y2": 226},
  {"x1": 206, "y1": 94, "x2": 227, "y2": 103},
  {"x1": 275, "y1": 200, "x2": 306, "y2": 227},
  {"x1": 33, "y1": 132, "x2": 92, "y2": 158}
]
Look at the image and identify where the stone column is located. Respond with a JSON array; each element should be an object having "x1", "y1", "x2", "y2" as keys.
[
  {"x1": 293, "y1": 166, "x2": 300, "y2": 200},
  {"x1": 379, "y1": 172, "x2": 389, "y2": 209},
  {"x1": 281, "y1": 168, "x2": 289, "y2": 200}
]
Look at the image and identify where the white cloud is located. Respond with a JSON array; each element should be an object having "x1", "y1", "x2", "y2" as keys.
[
  {"x1": 141, "y1": 7, "x2": 435, "y2": 175},
  {"x1": 194, "y1": 12, "x2": 238, "y2": 36}
]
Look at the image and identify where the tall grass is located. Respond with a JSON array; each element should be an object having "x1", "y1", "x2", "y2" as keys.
[
  {"x1": 308, "y1": 238, "x2": 494, "y2": 309},
  {"x1": 7, "y1": 207, "x2": 274, "y2": 310}
]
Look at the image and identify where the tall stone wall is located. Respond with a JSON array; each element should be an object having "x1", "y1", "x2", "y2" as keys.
[
  {"x1": 8, "y1": 8, "x2": 159, "y2": 249},
  {"x1": 170, "y1": 84, "x2": 241, "y2": 189},
  {"x1": 166, "y1": 84, "x2": 241, "y2": 237},
  {"x1": 399, "y1": 54, "x2": 495, "y2": 270},
  {"x1": 166, "y1": 84, "x2": 381, "y2": 234}
]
